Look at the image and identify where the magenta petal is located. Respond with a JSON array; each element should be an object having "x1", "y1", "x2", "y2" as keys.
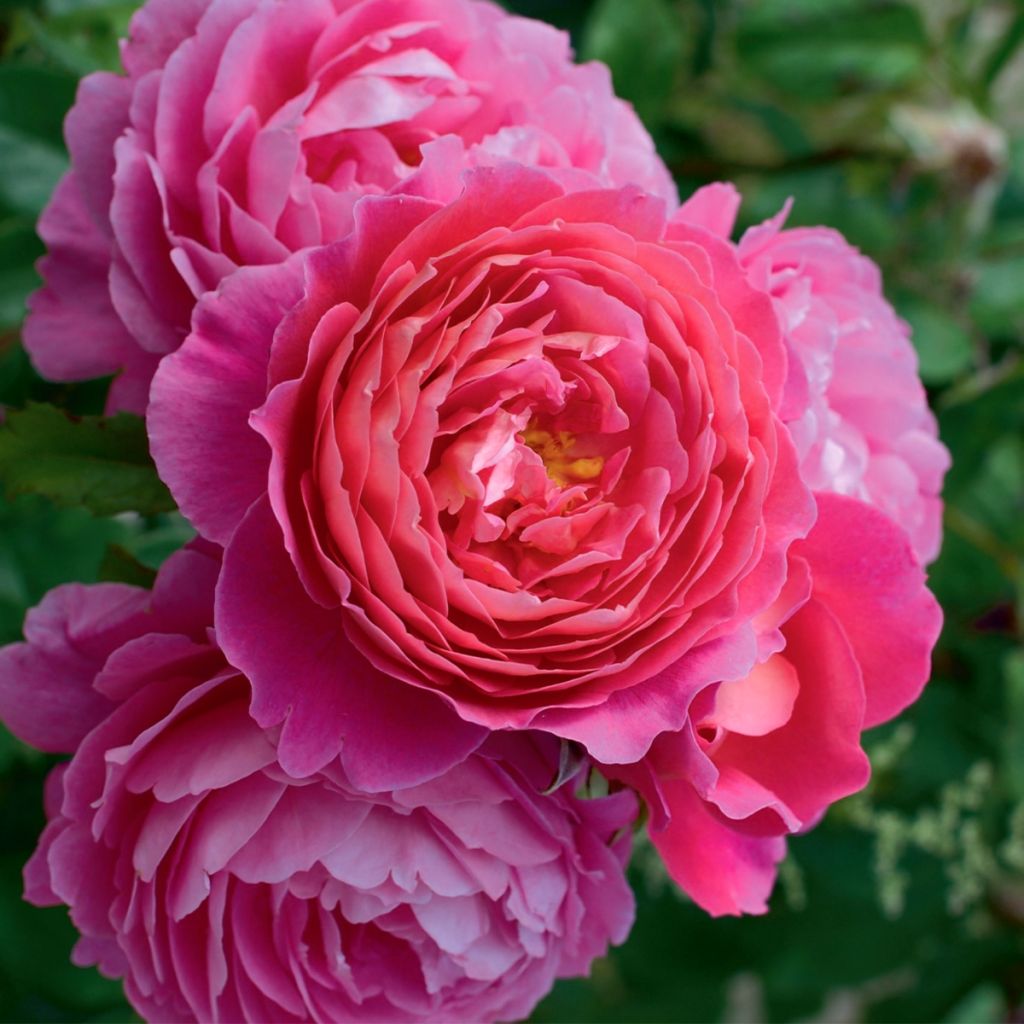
[
  {"x1": 63, "y1": 72, "x2": 131, "y2": 230},
  {"x1": 93, "y1": 634, "x2": 212, "y2": 703},
  {"x1": 535, "y1": 627, "x2": 758, "y2": 764},
  {"x1": 298, "y1": 191, "x2": 444, "y2": 322},
  {"x1": 516, "y1": 184, "x2": 667, "y2": 240},
  {"x1": 649, "y1": 767, "x2": 786, "y2": 916},
  {"x1": 122, "y1": 0, "x2": 211, "y2": 77},
  {"x1": 796, "y1": 493, "x2": 942, "y2": 727},
  {"x1": 377, "y1": 163, "x2": 565, "y2": 282},
  {"x1": 149, "y1": 258, "x2": 305, "y2": 544},
  {"x1": 109, "y1": 136, "x2": 193, "y2": 353},
  {"x1": 0, "y1": 583, "x2": 150, "y2": 751},
  {"x1": 24, "y1": 174, "x2": 155, "y2": 412},
  {"x1": 715, "y1": 599, "x2": 870, "y2": 827},
  {"x1": 226, "y1": 787, "x2": 371, "y2": 884},
  {"x1": 123, "y1": 684, "x2": 277, "y2": 802},
  {"x1": 148, "y1": 543, "x2": 221, "y2": 639},
  {"x1": 23, "y1": 817, "x2": 66, "y2": 907},
  {"x1": 217, "y1": 497, "x2": 486, "y2": 783}
]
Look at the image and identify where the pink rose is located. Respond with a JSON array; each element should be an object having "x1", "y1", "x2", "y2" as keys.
[
  {"x1": 600, "y1": 184, "x2": 948, "y2": 917},
  {"x1": 24, "y1": 0, "x2": 675, "y2": 413},
  {"x1": 149, "y1": 163, "x2": 816, "y2": 778},
  {"x1": 2, "y1": 545, "x2": 636, "y2": 1023},
  {"x1": 680, "y1": 184, "x2": 951, "y2": 563},
  {"x1": 614, "y1": 493, "x2": 942, "y2": 916}
]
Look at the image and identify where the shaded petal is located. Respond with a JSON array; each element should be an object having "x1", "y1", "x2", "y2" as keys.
[
  {"x1": 217, "y1": 497, "x2": 486, "y2": 782},
  {"x1": 646, "y1": 755, "x2": 786, "y2": 916},
  {"x1": 0, "y1": 583, "x2": 148, "y2": 751},
  {"x1": 149, "y1": 257, "x2": 305, "y2": 544},
  {"x1": 532, "y1": 628, "x2": 759, "y2": 764}
]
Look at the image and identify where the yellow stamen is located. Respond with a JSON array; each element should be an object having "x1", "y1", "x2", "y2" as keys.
[{"x1": 521, "y1": 424, "x2": 604, "y2": 487}]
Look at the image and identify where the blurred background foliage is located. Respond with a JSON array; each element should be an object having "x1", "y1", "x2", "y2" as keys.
[{"x1": 0, "y1": 0, "x2": 1021, "y2": 1021}]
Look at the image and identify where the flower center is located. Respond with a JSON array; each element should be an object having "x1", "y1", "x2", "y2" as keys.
[{"x1": 521, "y1": 422, "x2": 604, "y2": 488}]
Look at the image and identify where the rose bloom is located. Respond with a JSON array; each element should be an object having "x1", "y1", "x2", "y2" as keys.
[
  {"x1": 601, "y1": 187, "x2": 948, "y2": 916},
  {"x1": 150, "y1": 162, "x2": 816, "y2": 780},
  {"x1": 24, "y1": 0, "x2": 675, "y2": 414},
  {"x1": 0, "y1": 545, "x2": 636, "y2": 1023},
  {"x1": 681, "y1": 183, "x2": 950, "y2": 564},
  {"x1": 612, "y1": 492, "x2": 942, "y2": 916},
  {"x1": 151, "y1": 165, "x2": 945, "y2": 917}
]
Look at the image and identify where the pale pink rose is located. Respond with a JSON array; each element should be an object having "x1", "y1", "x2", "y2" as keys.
[
  {"x1": 1, "y1": 545, "x2": 636, "y2": 1023},
  {"x1": 149, "y1": 164, "x2": 816, "y2": 779},
  {"x1": 24, "y1": 0, "x2": 676, "y2": 413},
  {"x1": 679, "y1": 184, "x2": 951, "y2": 563}
]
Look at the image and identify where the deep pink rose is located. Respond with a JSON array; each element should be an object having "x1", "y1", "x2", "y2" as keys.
[
  {"x1": 149, "y1": 163, "x2": 816, "y2": 778},
  {"x1": 1, "y1": 546, "x2": 636, "y2": 1023},
  {"x1": 24, "y1": 0, "x2": 675, "y2": 413},
  {"x1": 680, "y1": 184, "x2": 951, "y2": 563},
  {"x1": 614, "y1": 493, "x2": 942, "y2": 916},
  {"x1": 598, "y1": 186, "x2": 947, "y2": 917}
]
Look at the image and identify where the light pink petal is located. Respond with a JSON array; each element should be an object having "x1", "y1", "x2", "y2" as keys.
[
  {"x1": 712, "y1": 654, "x2": 799, "y2": 737},
  {"x1": 675, "y1": 182, "x2": 742, "y2": 239},
  {"x1": 227, "y1": 787, "x2": 372, "y2": 884},
  {"x1": 123, "y1": 690, "x2": 278, "y2": 802}
]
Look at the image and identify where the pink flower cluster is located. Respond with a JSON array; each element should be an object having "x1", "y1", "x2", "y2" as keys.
[
  {"x1": 10, "y1": 545, "x2": 634, "y2": 1022},
  {"x1": 1, "y1": 0, "x2": 949, "y2": 1020}
]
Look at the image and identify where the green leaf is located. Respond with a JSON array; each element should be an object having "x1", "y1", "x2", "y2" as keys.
[
  {"x1": 970, "y1": 256, "x2": 1024, "y2": 340},
  {"x1": 0, "y1": 404, "x2": 175, "y2": 517},
  {"x1": 0, "y1": 853, "x2": 132, "y2": 1020},
  {"x1": 979, "y1": 13, "x2": 1024, "y2": 90},
  {"x1": 8, "y1": 6, "x2": 137, "y2": 75},
  {"x1": 0, "y1": 220, "x2": 44, "y2": 330},
  {"x1": 940, "y1": 366, "x2": 1024, "y2": 502},
  {"x1": 1003, "y1": 651, "x2": 1024, "y2": 802},
  {"x1": 941, "y1": 982, "x2": 1006, "y2": 1024},
  {"x1": 735, "y1": 164, "x2": 898, "y2": 254},
  {"x1": 0, "y1": 63, "x2": 77, "y2": 148},
  {"x1": 116, "y1": 513, "x2": 196, "y2": 570},
  {"x1": 579, "y1": 0, "x2": 684, "y2": 127},
  {"x1": 0, "y1": 122, "x2": 66, "y2": 217},
  {"x1": 898, "y1": 297, "x2": 975, "y2": 385},
  {"x1": 0, "y1": 723, "x2": 34, "y2": 774},
  {"x1": 735, "y1": 2, "x2": 928, "y2": 102},
  {"x1": 97, "y1": 542, "x2": 157, "y2": 588}
]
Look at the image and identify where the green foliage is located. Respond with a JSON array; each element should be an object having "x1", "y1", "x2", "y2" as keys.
[
  {"x1": 0, "y1": 404, "x2": 175, "y2": 516},
  {"x1": 0, "y1": 853, "x2": 132, "y2": 1023},
  {"x1": 734, "y1": 1, "x2": 929, "y2": 102},
  {"x1": 97, "y1": 542, "x2": 158, "y2": 587},
  {"x1": 0, "y1": 0, "x2": 1021, "y2": 1021},
  {"x1": 899, "y1": 296, "x2": 975, "y2": 385}
]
